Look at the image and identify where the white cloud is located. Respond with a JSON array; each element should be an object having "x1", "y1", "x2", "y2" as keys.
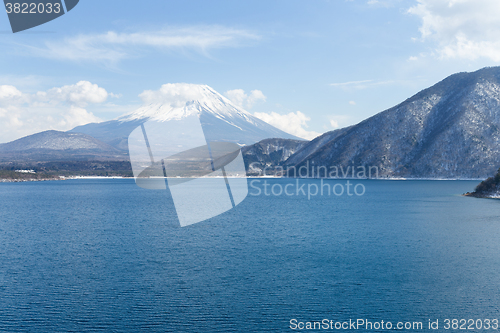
[
  {"x1": 328, "y1": 115, "x2": 350, "y2": 130},
  {"x1": 247, "y1": 90, "x2": 266, "y2": 108},
  {"x1": 224, "y1": 89, "x2": 246, "y2": 108},
  {"x1": 408, "y1": 0, "x2": 500, "y2": 61},
  {"x1": 224, "y1": 89, "x2": 266, "y2": 109},
  {"x1": 330, "y1": 79, "x2": 401, "y2": 90},
  {"x1": 46, "y1": 81, "x2": 108, "y2": 106},
  {"x1": 58, "y1": 106, "x2": 101, "y2": 129},
  {"x1": 0, "y1": 85, "x2": 23, "y2": 100},
  {"x1": 330, "y1": 119, "x2": 340, "y2": 129},
  {"x1": 349, "y1": 100, "x2": 356, "y2": 105},
  {"x1": 330, "y1": 79, "x2": 373, "y2": 87},
  {"x1": 139, "y1": 83, "x2": 208, "y2": 106},
  {"x1": 28, "y1": 26, "x2": 260, "y2": 63},
  {"x1": 253, "y1": 111, "x2": 321, "y2": 140},
  {"x1": 0, "y1": 81, "x2": 108, "y2": 143}
]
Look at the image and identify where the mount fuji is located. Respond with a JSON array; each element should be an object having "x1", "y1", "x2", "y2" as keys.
[{"x1": 70, "y1": 84, "x2": 302, "y2": 151}]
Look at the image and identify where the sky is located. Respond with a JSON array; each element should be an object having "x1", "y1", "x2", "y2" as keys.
[{"x1": 1, "y1": 0, "x2": 500, "y2": 143}]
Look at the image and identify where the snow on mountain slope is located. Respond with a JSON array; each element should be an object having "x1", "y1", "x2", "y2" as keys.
[
  {"x1": 71, "y1": 84, "x2": 302, "y2": 150},
  {"x1": 0, "y1": 130, "x2": 116, "y2": 151},
  {"x1": 0, "y1": 130, "x2": 127, "y2": 162},
  {"x1": 285, "y1": 67, "x2": 500, "y2": 178},
  {"x1": 120, "y1": 84, "x2": 254, "y2": 122}
]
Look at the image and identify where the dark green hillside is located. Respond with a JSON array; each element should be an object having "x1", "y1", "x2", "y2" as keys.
[{"x1": 465, "y1": 168, "x2": 500, "y2": 198}]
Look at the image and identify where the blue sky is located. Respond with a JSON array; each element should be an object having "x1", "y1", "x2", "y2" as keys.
[{"x1": 1, "y1": 0, "x2": 500, "y2": 142}]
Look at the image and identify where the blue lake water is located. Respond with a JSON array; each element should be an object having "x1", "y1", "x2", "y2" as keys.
[{"x1": 0, "y1": 178, "x2": 500, "y2": 332}]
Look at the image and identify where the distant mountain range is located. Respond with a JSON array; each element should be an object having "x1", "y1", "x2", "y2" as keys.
[
  {"x1": 0, "y1": 130, "x2": 127, "y2": 162},
  {"x1": 3, "y1": 69, "x2": 500, "y2": 179},
  {"x1": 0, "y1": 84, "x2": 300, "y2": 164}
]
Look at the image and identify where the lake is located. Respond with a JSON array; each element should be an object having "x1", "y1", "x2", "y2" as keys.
[{"x1": 0, "y1": 178, "x2": 499, "y2": 332}]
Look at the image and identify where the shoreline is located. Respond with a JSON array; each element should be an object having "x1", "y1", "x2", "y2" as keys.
[
  {"x1": 67, "y1": 176, "x2": 485, "y2": 181},
  {"x1": 0, "y1": 176, "x2": 485, "y2": 182},
  {"x1": 464, "y1": 192, "x2": 500, "y2": 199},
  {"x1": 0, "y1": 178, "x2": 61, "y2": 183}
]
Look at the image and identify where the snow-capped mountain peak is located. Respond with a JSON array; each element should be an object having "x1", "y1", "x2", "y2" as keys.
[
  {"x1": 71, "y1": 83, "x2": 301, "y2": 149},
  {"x1": 119, "y1": 83, "x2": 254, "y2": 123}
]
